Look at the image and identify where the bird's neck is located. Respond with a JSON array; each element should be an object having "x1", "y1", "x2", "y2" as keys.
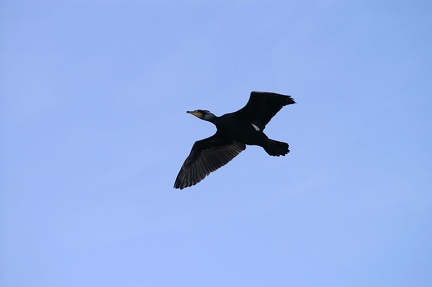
[{"x1": 206, "y1": 115, "x2": 219, "y2": 125}]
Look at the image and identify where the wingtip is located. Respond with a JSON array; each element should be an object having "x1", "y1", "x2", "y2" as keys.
[
  {"x1": 251, "y1": 91, "x2": 296, "y2": 104},
  {"x1": 287, "y1": 96, "x2": 296, "y2": 105}
]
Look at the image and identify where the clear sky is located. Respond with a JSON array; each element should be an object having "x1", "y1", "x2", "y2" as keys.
[{"x1": 1, "y1": 0, "x2": 431, "y2": 286}]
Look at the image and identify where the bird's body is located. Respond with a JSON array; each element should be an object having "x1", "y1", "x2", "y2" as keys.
[
  {"x1": 211, "y1": 113, "x2": 267, "y2": 145},
  {"x1": 174, "y1": 91, "x2": 295, "y2": 189}
]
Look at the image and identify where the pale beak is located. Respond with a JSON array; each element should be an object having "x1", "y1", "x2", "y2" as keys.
[{"x1": 186, "y1": 110, "x2": 202, "y2": 118}]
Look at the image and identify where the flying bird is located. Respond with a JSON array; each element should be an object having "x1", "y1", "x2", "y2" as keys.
[{"x1": 174, "y1": 91, "x2": 296, "y2": 189}]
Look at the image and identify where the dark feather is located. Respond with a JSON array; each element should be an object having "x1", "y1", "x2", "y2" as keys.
[
  {"x1": 233, "y1": 91, "x2": 296, "y2": 130},
  {"x1": 174, "y1": 134, "x2": 246, "y2": 189}
]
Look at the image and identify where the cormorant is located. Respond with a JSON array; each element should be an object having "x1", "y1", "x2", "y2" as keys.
[{"x1": 174, "y1": 91, "x2": 296, "y2": 189}]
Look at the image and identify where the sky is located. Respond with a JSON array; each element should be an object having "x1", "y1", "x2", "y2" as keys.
[{"x1": 1, "y1": 0, "x2": 431, "y2": 286}]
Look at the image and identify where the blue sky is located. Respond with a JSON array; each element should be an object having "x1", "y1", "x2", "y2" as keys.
[{"x1": 1, "y1": 0, "x2": 431, "y2": 286}]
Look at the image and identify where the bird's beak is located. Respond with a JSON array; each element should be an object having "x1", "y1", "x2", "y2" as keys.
[{"x1": 187, "y1": 110, "x2": 202, "y2": 118}]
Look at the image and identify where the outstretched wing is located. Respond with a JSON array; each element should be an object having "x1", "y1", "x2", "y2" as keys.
[
  {"x1": 233, "y1": 91, "x2": 296, "y2": 130},
  {"x1": 174, "y1": 134, "x2": 246, "y2": 189}
]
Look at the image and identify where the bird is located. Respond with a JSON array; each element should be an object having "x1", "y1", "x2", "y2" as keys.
[{"x1": 174, "y1": 91, "x2": 296, "y2": 189}]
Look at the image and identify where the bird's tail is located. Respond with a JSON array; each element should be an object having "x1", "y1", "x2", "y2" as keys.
[{"x1": 264, "y1": 139, "x2": 290, "y2": 156}]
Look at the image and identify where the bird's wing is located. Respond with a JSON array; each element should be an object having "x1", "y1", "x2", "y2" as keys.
[
  {"x1": 174, "y1": 134, "x2": 246, "y2": 189},
  {"x1": 233, "y1": 91, "x2": 296, "y2": 130}
]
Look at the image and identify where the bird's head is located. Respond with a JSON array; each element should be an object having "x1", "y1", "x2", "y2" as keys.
[{"x1": 187, "y1": 110, "x2": 216, "y2": 121}]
